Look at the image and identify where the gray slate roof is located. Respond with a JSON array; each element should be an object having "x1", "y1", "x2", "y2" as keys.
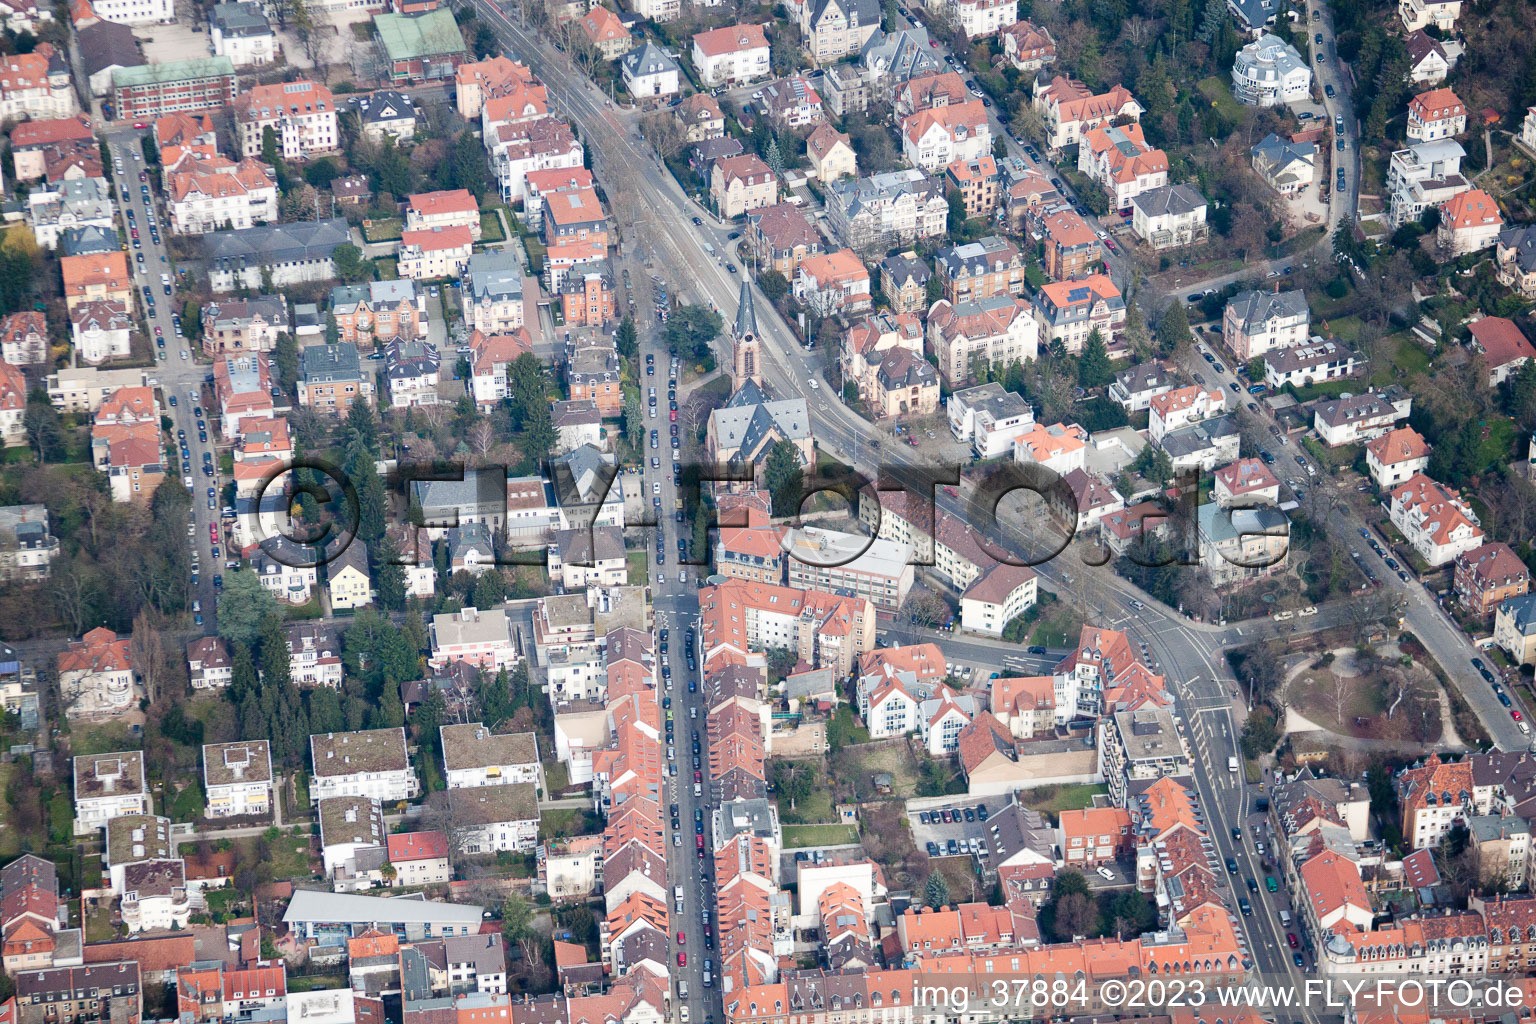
[
  {"x1": 710, "y1": 379, "x2": 810, "y2": 460},
  {"x1": 621, "y1": 40, "x2": 679, "y2": 79},
  {"x1": 300, "y1": 343, "x2": 363, "y2": 385},
  {"x1": 77, "y1": 19, "x2": 142, "y2": 78},
  {"x1": 203, "y1": 217, "x2": 351, "y2": 269},
  {"x1": 1225, "y1": 288, "x2": 1308, "y2": 332},
  {"x1": 1130, "y1": 183, "x2": 1207, "y2": 218}
]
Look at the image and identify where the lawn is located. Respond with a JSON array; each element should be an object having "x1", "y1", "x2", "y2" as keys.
[
  {"x1": 1196, "y1": 76, "x2": 1245, "y2": 123},
  {"x1": 1027, "y1": 598, "x2": 1085, "y2": 649},
  {"x1": 71, "y1": 722, "x2": 141, "y2": 757},
  {"x1": 773, "y1": 762, "x2": 834, "y2": 824},
  {"x1": 362, "y1": 218, "x2": 402, "y2": 243},
  {"x1": 539, "y1": 807, "x2": 601, "y2": 841},
  {"x1": 84, "y1": 902, "x2": 116, "y2": 943},
  {"x1": 626, "y1": 549, "x2": 648, "y2": 586},
  {"x1": 479, "y1": 212, "x2": 506, "y2": 243},
  {"x1": 523, "y1": 237, "x2": 547, "y2": 274},
  {"x1": 783, "y1": 824, "x2": 860, "y2": 848},
  {"x1": 1368, "y1": 333, "x2": 1431, "y2": 387},
  {"x1": 169, "y1": 780, "x2": 204, "y2": 822},
  {"x1": 375, "y1": 258, "x2": 398, "y2": 281},
  {"x1": 232, "y1": 833, "x2": 314, "y2": 881},
  {"x1": 542, "y1": 759, "x2": 571, "y2": 795},
  {"x1": 1018, "y1": 783, "x2": 1108, "y2": 818}
]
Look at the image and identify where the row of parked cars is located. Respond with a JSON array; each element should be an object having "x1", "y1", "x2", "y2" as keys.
[{"x1": 917, "y1": 805, "x2": 989, "y2": 825}]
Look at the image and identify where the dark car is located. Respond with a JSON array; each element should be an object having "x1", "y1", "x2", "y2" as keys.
[
  {"x1": 1325, "y1": 83, "x2": 1335, "y2": 98},
  {"x1": 1246, "y1": 877, "x2": 1259, "y2": 892},
  {"x1": 1225, "y1": 857, "x2": 1239, "y2": 872},
  {"x1": 963, "y1": 807, "x2": 975, "y2": 822},
  {"x1": 927, "y1": 841, "x2": 940, "y2": 856},
  {"x1": 1027, "y1": 645, "x2": 1046, "y2": 654},
  {"x1": 977, "y1": 805, "x2": 988, "y2": 821},
  {"x1": 1293, "y1": 952, "x2": 1304, "y2": 967}
]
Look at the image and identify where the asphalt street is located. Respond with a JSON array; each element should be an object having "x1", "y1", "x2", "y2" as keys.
[{"x1": 104, "y1": 129, "x2": 224, "y2": 638}]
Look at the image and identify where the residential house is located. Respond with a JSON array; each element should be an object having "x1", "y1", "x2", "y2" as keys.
[
  {"x1": 1251, "y1": 133, "x2": 1317, "y2": 196},
  {"x1": 579, "y1": 5, "x2": 629, "y2": 60},
  {"x1": 298, "y1": 343, "x2": 373, "y2": 414},
  {"x1": 1468, "y1": 316, "x2": 1536, "y2": 386},
  {"x1": 620, "y1": 41, "x2": 680, "y2": 102},
  {"x1": 1230, "y1": 34, "x2": 1310, "y2": 107},
  {"x1": 1263, "y1": 337, "x2": 1361, "y2": 390},
  {"x1": 948, "y1": 382, "x2": 1033, "y2": 459},
  {"x1": 447, "y1": 784, "x2": 540, "y2": 853},
  {"x1": 166, "y1": 156, "x2": 278, "y2": 235},
  {"x1": 793, "y1": 249, "x2": 871, "y2": 315},
  {"x1": 1039, "y1": 208, "x2": 1101, "y2": 280},
  {"x1": 712, "y1": 154, "x2": 778, "y2": 219},
  {"x1": 547, "y1": 526, "x2": 627, "y2": 589},
  {"x1": 200, "y1": 297, "x2": 287, "y2": 356},
  {"x1": 958, "y1": 563, "x2": 1037, "y2": 636},
  {"x1": 441, "y1": 724, "x2": 542, "y2": 790},
  {"x1": 1129, "y1": 184, "x2": 1209, "y2": 250},
  {"x1": 747, "y1": 203, "x2": 822, "y2": 278},
  {"x1": 310, "y1": 728, "x2": 419, "y2": 804},
  {"x1": 1109, "y1": 361, "x2": 1175, "y2": 412},
  {"x1": 326, "y1": 541, "x2": 372, "y2": 611},
  {"x1": 58, "y1": 627, "x2": 134, "y2": 720},
  {"x1": 386, "y1": 832, "x2": 452, "y2": 887},
  {"x1": 383, "y1": 339, "x2": 440, "y2": 409},
  {"x1": 187, "y1": 637, "x2": 233, "y2": 690},
  {"x1": 760, "y1": 74, "x2": 825, "y2": 130},
  {"x1": 1454, "y1": 542, "x2": 1529, "y2": 617},
  {"x1": 1150, "y1": 385, "x2": 1225, "y2": 442},
  {"x1": 319, "y1": 795, "x2": 387, "y2": 888},
  {"x1": 331, "y1": 280, "x2": 427, "y2": 347},
  {"x1": 676, "y1": 93, "x2": 725, "y2": 142},
  {"x1": 234, "y1": 80, "x2": 338, "y2": 160},
  {"x1": 1407, "y1": 29, "x2": 1452, "y2": 84},
  {"x1": 692, "y1": 23, "x2": 770, "y2": 87},
  {"x1": 798, "y1": 0, "x2": 879, "y2": 64},
  {"x1": 60, "y1": 251, "x2": 131, "y2": 313},
  {"x1": 1438, "y1": 189, "x2": 1503, "y2": 256},
  {"x1": 0, "y1": 46, "x2": 76, "y2": 121},
  {"x1": 1399, "y1": 0, "x2": 1461, "y2": 33},
  {"x1": 466, "y1": 327, "x2": 532, "y2": 411},
  {"x1": 1408, "y1": 87, "x2": 1467, "y2": 141},
  {"x1": 343, "y1": 90, "x2": 417, "y2": 142},
  {"x1": 926, "y1": 294, "x2": 1037, "y2": 387},
  {"x1": 1495, "y1": 593, "x2": 1536, "y2": 666},
  {"x1": 1496, "y1": 224, "x2": 1536, "y2": 298},
  {"x1": 463, "y1": 251, "x2": 525, "y2": 336},
  {"x1": 901, "y1": 100, "x2": 989, "y2": 172},
  {"x1": 1032, "y1": 76, "x2": 1142, "y2": 151},
  {"x1": 1387, "y1": 473, "x2": 1485, "y2": 567},
  {"x1": 805, "y1": 124, "x2": 856, "y2": 181},
  {"x1": 209, "y1": 2, "x2": 275, "y2": 66},
  {"x1": 1196, "y1": 504, "x2": 1287, "y2": 585},
  {"x1": 398, "y1": 226, "x2": 474, "y2": 281},
  {"x1": 203, "y1": 740, "x2": 273, "y2": 818},
  {"x1": 1078, "y1": 123, "x2": 1167, "y2": 210},
  {"x1": 1000, "y1": 20, "x2": 1054, "y2": 71},
  {"x1": 1364, "y1": 426, "x2": 1430, "y2": 489},
  {"x1": 1213, "y1": 458, "x2": 1280, "y2": 507},
  {"x1": 69, "y1": 304, "x2": 132, "y2": 366},
  {"x1": 1032, "y1": 274, "x2": 1125, "y2": 356},
  {"x1": 429, "y1": 607, "x2": 517, "y2": 672},
  {"x1": 407, "y1": 189, "x2": 481, "y2": 239},
  {"x1": 286, "y1": 622, "x2": 344, "y2": 688},
  {"x1": 1222, "y1": 288, "x2": 1309, "y2": 360}
]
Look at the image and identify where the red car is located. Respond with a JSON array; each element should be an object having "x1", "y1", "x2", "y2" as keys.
[
  {"x1": 1287, "y1": 933, "x2": 1299, "y2": 949},
  {"x1": 132, "y1": 122, "x2": 148, "y2": 129},
  {"x1": 677, "y1": 932, "x2": 686, "y2": 945},
  {"x1": 1514, "y1": 710, "x2": 1524, "y2": 722},
  {"x1": 695, "y1": 834, "x2": 704, "y2": 848},
  {"x1": 678, "y1": 953, "x2": 686, "y2": 967},
  {"x1": 670, "y1": 410, "x2": 678, "y2": 422}
]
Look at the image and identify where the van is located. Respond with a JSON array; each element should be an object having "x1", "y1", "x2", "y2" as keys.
[
  {"x1": 693, "y1": 782, "x2": 702, "y2": 797},
  {"x1": 702, "y1": 242, "x2": 715, "y2": 257},
  {"x1": 678, "y1": 981, "x2": 688, "y2": 1001},
  {"x1": 1279, "y1": 910, "x2": 1292, "y2": 927},
  {"x1": 1228, "y1": 756, "x2": 1239, "y2": 773}
]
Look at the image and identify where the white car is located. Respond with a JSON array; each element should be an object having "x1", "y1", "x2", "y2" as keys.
[
  {"x1": 808, "y1": 378, "x2": 820, "y2": 389},
  {"x1": 1096, "y1": 866, "x2": 1115, "y2": 880},
  {"x1": 657, "y1": 572, "x2": 664, "y2": 584}
]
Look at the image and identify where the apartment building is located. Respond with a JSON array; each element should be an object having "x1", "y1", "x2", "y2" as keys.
[
  {"x1": 783, "y1": 527, "x2": 914, "y2": 611},
  {"x1": 202, "y1": 740, "x2": 273, "y2": 818},
  {"x1": 1222, "y1": 288, "x2": 1309, "y2": 360},
  {"x1": 309, "y1": 728, "x2": 420, "y2": 804}
]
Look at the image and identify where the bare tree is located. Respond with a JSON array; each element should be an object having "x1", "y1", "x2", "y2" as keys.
[
  {"x1": 1329, "y1": 670, "x2": 1354, "y2": 730},
  {"x1": 468, "y1": 420, "x2": 495, "y2": 457},
  {"x1": 641, "y1": 111, "x2": 687, "y2": 161},
  {"x1": 129, "y1": 609, "x2": 171, "y2": 706},
  {"x1": 902, "y1": 589, "x2": 949, "y2": 627}
]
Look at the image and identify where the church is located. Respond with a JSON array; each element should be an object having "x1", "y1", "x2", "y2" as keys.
[{"x1": 704, "y1": 282, "x2": 815, "y2": 487}]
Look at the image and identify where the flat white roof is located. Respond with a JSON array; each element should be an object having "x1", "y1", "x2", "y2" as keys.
[{"x1": 282, "y1": 890, "x2": 484, "y2": 926}]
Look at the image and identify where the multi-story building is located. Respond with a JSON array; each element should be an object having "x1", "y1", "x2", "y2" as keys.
[
  {"x1": 699, "y1": 578, "x2": 875, "y2": 677},
  {"x1": 0, "y1": 505, "x2": 58, "y2": 582},
  {"x1": 1364, "y1": 425, "x2": 1430, "y2": 489},
  {"x1": 1077, "y1": 123, "x2": 1167, "y2": 210},
  {"x1": 1251, "y1": 133, "x2": 1317, "y2": 196},
  {"x1": 203, "y1": 218, "x2": 353, "y2": 292},
  {"x1": 1032, "y1": 274, "x2": 1125, "y2": 355},
  {"x1": 824, "y1": 168, "x2": 948, "y2": 251},
  {"x1": 620, "y1": 41, "x2": 681, "y2": 102},
  {"x1": 1032, "y1": 76, "x2": 1142, "y2": 151},
  {"x1": 748, "y1": 203, "x2": 823, "y2": 278},
  {"x1": 309, "y1": 728, "x2": 419, "y2": 804},
  {"x1": 1231, "y1": 34, "x2": 1310, "y2": 107},
  {"x1": 783, "y1": 527, "x2": 914, "y2": 612},
  {"x1": 935, "y1": 236, "x2": 1023, "y2": 304},
  {"x1": 1313, "y1": 386, "x2": 1412, "y2": 446},
  {"x1": 187, "y1": 637, "x2": 233, "y2": 690},
  {"x1": 926, "y1": 294, "x2": 1037, "y2": 387},
  {"x1": 209, "y1": 2, "x2": 276, "y2": 66},
  {"x1": 1129, "y1": 184, "x2": 1209, "y2": 250},
  {"x1": 1149, "y1": 385, "x2": 1225, "y2": 441},
  {"x1": 798, "y1": 0, "x2": 879, "y2": 65},
  {"x1": 374, "y1": 9, "x2": 469, "y2": 84},
  {"x1": 407, "y1": 189, "x2": 481, "y2": 238},
  {"x1": 877, "y1": 252, "x2": 929, "y2": 314},
  {"x1": 441, "y1": 724, "x2": 542, "y2": 790},
  {"x1": 447, "y1": 784, "x2": 540, "y2": 853},
  {"x1": 1454, "y1": 542, "x2": 1529, "y2": 617},
  {"x1": 1, "y1": 312, "x2": 47, "y2": 370},
  {"x1": 462, "y1": 251, "x2": 524, "y2": 335},
  {"x1": 397, "y1": 226, "x2": 474, "y2": 280},
  {"x1": 1109, "y1": 361, "x2": 1175, "y2": 413},
  {"x1": 1038, "y1": 207, "x2": 1100, "y2": 280},
  {"x1": 1098, "y1": 706, "x2": 1188, "y2": 807},
  {"x1": 200, "y1": 297, "x2": 288, "y2": 356},
  {"x1": 385, "y1": 832, "x2": 452, "y2": 887},
  {"x1": 1222, "y1": 288, "x2": 1309, "y2": 360},
  {"x1": 73, "y1": 751, "x2": 149, "y2": 835},
  {"x1": 465, "y1": 326, "x2": 532, "y2": 411},
  {"x1": 1496, "y1": 593, "x2": 1536, "y2": 666},
  {"x1": 901, "y1": 100, "x2": 989, "y2": 172},
  {"x1": 806, "y1": 124, "x2": 857, "y2": 181},
  {"x1": 692, "y1": 23, "x2": 770, "y2": 86},
  {"x1": 15, "y1": 962, "x2": 142, "y2": 1024},
  {"x1": 298, "y1": 343, "x2": 373, "y2": 414},
  {"x1": 1387, "y1": 472, "x2": 1484, "y2": 567},
  {"x1": 1000, "y1": 19, "x2": 1055, "y2": 71},
  {"x1": 111, "y1": 58, "x2": 236, "y2": 121},
  {"x1": 1387, "y1": 139, "x2": 1469, "y2": 229},
  {"x1": 202, "y1": 740, "x2": 273, "y2": 818},
  {"x1": 1399, "y1": 0, "x2": 1461, "y2": 33},
  {"x1": 1469, "y1": 315, "x2": 1536, "y2": 386},
  {"x1": 712, "y1": 154, "x2": 778, "y2": 219}
]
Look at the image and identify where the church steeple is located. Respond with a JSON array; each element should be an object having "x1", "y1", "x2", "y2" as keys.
[{"x1": 731, "y1": 280, "x2": 762, "y2": 391}]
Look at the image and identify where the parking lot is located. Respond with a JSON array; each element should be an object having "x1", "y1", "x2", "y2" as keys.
[{"x1": 908, "y1": 798, "x2": 1004, "y2": 858}]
